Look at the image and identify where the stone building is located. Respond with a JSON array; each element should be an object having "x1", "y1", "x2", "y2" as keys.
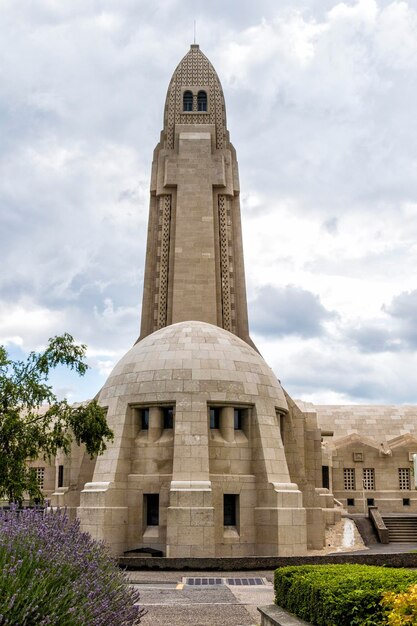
[
  {"x1": 49, "y1": 45, "x2": 417, "y2": 555},
  {"x1": 52, "y1": 44, "x2": 336, "y2": 557},
  {"x1": 316, "y1": 404, "x2": 417, "y2": 515}
]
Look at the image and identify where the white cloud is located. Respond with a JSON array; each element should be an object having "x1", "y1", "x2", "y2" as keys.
[{"x1": 1, "y1": 0, "x2": 416, "y2": 403}]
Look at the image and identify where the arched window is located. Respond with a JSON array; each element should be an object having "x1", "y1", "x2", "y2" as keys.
[
  {"x1": 197, "y1": 90, "x2": 207, "y2": 112},
  {"x1": 183, "y1": 90, "x2": 193, "y2": 112}
]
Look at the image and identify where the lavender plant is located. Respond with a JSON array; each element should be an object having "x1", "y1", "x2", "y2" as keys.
[{"x1": 0, "y1": 507, "x2": 144, "y2": 625}]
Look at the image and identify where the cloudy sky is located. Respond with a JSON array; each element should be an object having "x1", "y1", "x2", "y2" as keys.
[{"x1": 1, "y1": 0, "x2": 417, "y2": 405}]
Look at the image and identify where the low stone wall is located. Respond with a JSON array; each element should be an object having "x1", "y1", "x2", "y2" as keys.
[
  {"x1": 119, "y1": 552, "x2": 417, "y2": 570},
  {"x1": 369, "y1": 507, "x2": 390, "y2": 543},
  {"x1": 258, "y1": 605, "x2": 310, "y2": 626}
]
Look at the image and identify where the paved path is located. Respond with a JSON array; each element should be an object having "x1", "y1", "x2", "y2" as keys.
[
  {"x1": 128, "y1": 546, "x2": 417, "y2": 624},
  {"x1": 331, "y1": 542, "x2": 417, "y2": 555},
  {"x1": 129, "y1": 570, "x2": 275, "y2": 626}
]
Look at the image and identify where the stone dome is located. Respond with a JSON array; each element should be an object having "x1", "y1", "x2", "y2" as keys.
[
  {"x1": 83, "y1": 321, "x2": 306, "y2": 558},
  {"x1": 99, "y1": 321, "x2": 287, "y2": 412}
]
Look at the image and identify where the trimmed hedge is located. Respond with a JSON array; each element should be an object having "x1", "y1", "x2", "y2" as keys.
[{"x1": 274, "y1": 564, "x2": 417, "y2": 626}]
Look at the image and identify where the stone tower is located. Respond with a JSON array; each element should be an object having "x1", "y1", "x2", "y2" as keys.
[
  {"x1": 139, "y1": 44, "x2": 251, "y2": 346},
  {"x1": 53, "y1": 45, "x2": 337, "y2": 559}
]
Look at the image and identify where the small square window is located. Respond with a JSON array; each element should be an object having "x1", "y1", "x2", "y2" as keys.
[
  {"x1": 210, "y1": 407, "x2": 221, "y2": 429},
  {"x1": 347, "y1": 498, "x2": 355, "y2": 506},
  {"x1": 145, "y1": 494, "x2": 159, "y2": 526},
  {"x1": 367, "y1": 498, "x2": 375, "y2": 506},
  {"x1": 403, "y1": 498, "x2": 411, "y2": 506},
  {"x1": 163, "y1": 406, "x2": 174, "y2": 429}
]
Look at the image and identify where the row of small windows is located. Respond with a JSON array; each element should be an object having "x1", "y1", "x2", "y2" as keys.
[
  {"x1": 183, "y1": 90, "x2": 207, "y2": 112},
  {"x1": 144, "y1": 493, "x2": 238, "y2": 527},
  {"x1": 209, "y1": 407, "x2": 245, "y2": 430},
  {"x1": 137, "y1": 405, "x2": 248, "y2": 432},
  {"x1": 140, "y1": 407, "x2": 174, "y2": 430},
  {"x1": 343, "y1": 467, "x2": 411, "y2": 491},
  {"x1": 347, "y1": 497, "x2": 411, "y2": 507}
]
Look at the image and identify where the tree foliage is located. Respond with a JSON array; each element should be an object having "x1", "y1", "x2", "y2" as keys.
[{"x1": 0, "y1": 334, "x2": 113, "y2": 504}]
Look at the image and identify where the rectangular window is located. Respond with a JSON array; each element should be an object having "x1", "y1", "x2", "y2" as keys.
[
  {"x1": 399, "y1": 468, "x2": 411, "y2": 490},
  {"x1": 210, "y1": 407, "x2": 221, "y2": 429},
  {"x1": 403, "y1": 498, "x2": 411, "y2": 506},
  {"x1": 363, "y1": 468, "x2": 375, "y2": 491},
  {"x1": 145, "y1": 494, "x2": 159, "y2": 526},
  {"x1": 322, "y1": 465, "x2": 330, "y2": 489},
  {"x1": 234, "y1": 408, "x2": 243, "y2": 430},
  {"x1": 35, "y1": 468, "x2": 45, "y2": 490},
  {"x1": 276, "y1": 411, "x2": 285, "y2": 444},
  {"x1": 344, "y1": 468, "x2": 355, "y2": 490},
  {"x1": 223, "y1": 494, "x2": 238, "y2": 526},
  {"x1": 163, "y1": 406, "x2": 174, "y2": 429},
  {"x1": 58, "y1": 465, "x2": 64, "y2": 488},
  {"x1": 347, "y1": 498, "x2": 355, "y2": 506},
  {"x1": 140, "y1": 408, "x2": 149, "y2": 430},
  {"x1": 367, "y1": 498, "x2": 375, "y2": 506}
]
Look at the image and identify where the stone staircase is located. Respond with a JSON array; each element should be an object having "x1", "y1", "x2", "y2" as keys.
[{"x1": 382, "y1": 515, "x2": 417, "y2": 542}]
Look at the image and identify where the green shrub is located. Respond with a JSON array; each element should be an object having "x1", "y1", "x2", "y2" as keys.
[
  {"x1": 274, "y1": 564, "x2": 417, "y2": 626},
  {"x1": 381, "y1": 584, "x2": 417, "y2": 625}
]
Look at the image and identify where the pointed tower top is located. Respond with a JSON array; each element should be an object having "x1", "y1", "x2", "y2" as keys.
[{"x1": 162, "y1": 45, "x2": 227, "y2": 150}]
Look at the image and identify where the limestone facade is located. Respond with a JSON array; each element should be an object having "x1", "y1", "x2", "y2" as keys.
[
  {"x1": 315, "y1": 405, "x2": 417, "y2": 515},
  {"x1": 71, "y1": 321, "x2": 328, "y2": 556},
  {"x1": 56, "y1": 45, "x2": 337, "y2": 557}
]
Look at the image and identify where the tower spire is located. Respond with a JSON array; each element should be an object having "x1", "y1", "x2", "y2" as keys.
[{"x1": 138, "y1": 46, "x2": 252, "y2": 347}]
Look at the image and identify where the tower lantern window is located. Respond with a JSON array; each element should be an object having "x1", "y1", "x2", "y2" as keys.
[
  {"x1": 197, "y1": 90, "x2": 207, "y2": 111},
  {"x1": 183, "y1": 90, "x2": 193, "y2": 111}
]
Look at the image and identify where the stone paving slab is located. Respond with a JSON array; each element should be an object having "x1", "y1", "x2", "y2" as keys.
[
  {"x1": 135, "y1": 585, "x2": 238, "y2": 605},
  {"x1": 131, "y1": 573, "x2": 273, "y2": 625},
  {"x1": 227, "y1": 583, "x2": 274, "y2": 623},
  {"x1": 139, "y1": 604, "x2": 255, "y2": 625},
  {"x1": 127, "y1": 569, "x2": 275, "y2": 584}
]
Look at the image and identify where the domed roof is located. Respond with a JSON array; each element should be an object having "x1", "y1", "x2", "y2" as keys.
[{"x1": 99, "y1": 321, "x2": 287, "y2": 412}]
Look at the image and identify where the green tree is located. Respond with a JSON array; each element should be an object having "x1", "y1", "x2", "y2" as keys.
[{"x1": 0, "y1": 333, "x2": 113, "y2": 505}]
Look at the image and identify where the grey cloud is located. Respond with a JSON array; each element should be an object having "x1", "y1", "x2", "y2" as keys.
[
  {"x1": 306, "y1": 245, "x2": 412, "y2": 280},
  {"x1": 346, "y1": 290, "x2": 417, "y2": 354},
  {"x1": 249, "y1": 285, "x2": 336, "y2": 338},
  {"x1": 323, "y1": 217, "x2": 338, "y2": 235},
  {"x1": 268, "y1": 343, "x2": 417, "y2": 404},
  {"x1": 347, "y1": 325, "x2": 402, "y2": 354},
  {"x1": 382, "y1": 290, "x2": 417, "y2": 349},
  {"x1": 384, "y1": 289, "x2": 417, "y2": 321}
]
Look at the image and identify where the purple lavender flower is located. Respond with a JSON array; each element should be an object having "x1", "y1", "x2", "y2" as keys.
[{"x1": 0, "y1": 507, "x2": 145, "y2": 625}]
